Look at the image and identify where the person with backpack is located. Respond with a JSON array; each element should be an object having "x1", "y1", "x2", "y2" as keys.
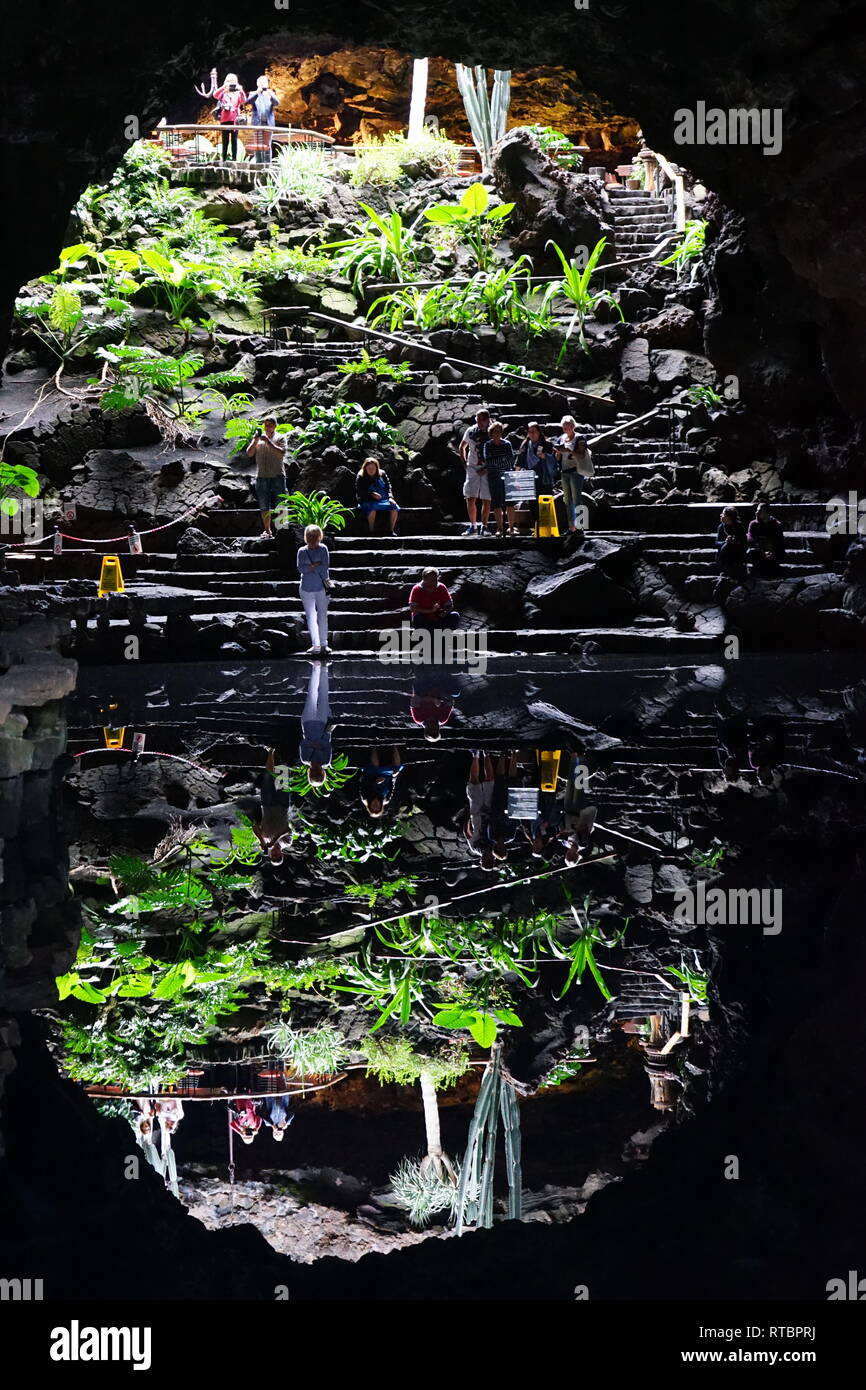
[{"x1": 212, "y1": 73, "x2": 248, "y2": 161}]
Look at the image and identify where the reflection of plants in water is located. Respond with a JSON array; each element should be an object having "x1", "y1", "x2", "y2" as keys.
[
  {"x1": 689, "y1": 844, "x2": 726, "y2": 869},
  {"x1": 265, "y1": 1021, "x2": 350, "y2": 1077},
  {"x1": 296, "y1": 816, "x2": 406, "y2": 863},
  {"x1": 363, "y1": 1035, "x2": 470, "y2": 1088},
  {"x1": 431, "y1": 1003, "x2": 522, "y2": 1049},
  {"x1": 344, "y1": 876, "x2": 419, "y2": 909},
  {"x1": 539, "y1": 1057, "x2": 586, "y2": 1089},
  {"x1": 277, "y1": 754, "x2": 355, "y2": 799},
  {"x1": 331, "y1": 948, "x2": 429, "y2": 1032},
  {"x1": 455, "y1": 1044, "x2": 521, "y2": 1234},
  {"x1": 380, "y1": 1038, "x2": 467, "y2": 1228},
  {"x1": 58, "y1": 942, "x2": 269, "y2": 1089}
]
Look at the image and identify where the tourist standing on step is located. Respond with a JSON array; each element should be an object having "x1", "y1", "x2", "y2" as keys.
[
  {"x1": 212, "y1": 73, "x2": 248, "y2": 161},
  {"x1": 559, "y1": 753, "x2": 598, "y2": 865},
  {"x1": 408, "y1": 567, "x2": 460, "y2": 631},
  {"x1": 747, "y1": 502, "x2": 786, "y2": 575},
  {"x1": 553, "y1": 418, "x2": 593, "y2": 533},
  {"x1": 482, "y1": 421, "x2": 517, "y2": 535},
  {"x1": 459, "y1": 409, "x2": 492, "y2": 535},
  {"x1": 297, "y1": 524, "x2": 331, "y2": 657},
  {"x1": 300, "y1": 660, "x2": 333, "y2": 786},
  {"x1": 518, "y1": 421, "x2": 557, "y2": 494},
  {"x1": 247, "y1": 75, "x2": 279, "y2": 163},
  {"x1": 715, "y1": 506, "x2": 747, "y2": 580},
  {"x1": 155, "y1": 1098, "x2": 184, "y2": 1146},
  {"x1": 463, "y1": 751, "x2": 495, "y2": 864},
  {"x1": 356, "y1": 457, "x2": 400, "y2": 534},
  {"x1": 246, "y1": 417, "x2": 286, "y2": 537}
]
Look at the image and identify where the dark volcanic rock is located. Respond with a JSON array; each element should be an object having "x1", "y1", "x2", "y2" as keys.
[
  {"x1": 526, "y1": 562, "x2": 637, "y2": 625},
  {"x1": 492, "y1": 127, "x2": 610, "y2": 271}
]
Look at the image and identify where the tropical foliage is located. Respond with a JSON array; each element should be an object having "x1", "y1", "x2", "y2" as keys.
[{"x1": 423, "y1": 181, "x2": 513, "y2": 271}]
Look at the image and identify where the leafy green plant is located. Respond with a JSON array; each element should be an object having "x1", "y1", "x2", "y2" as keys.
[
  {"x1": 0, "y1": 460, "x2": 40, "y2": 519},
  {"x1": 690, "y1": 844, "x2": 726, "y2": 868},
  {"x1": 337, "y1": 349, "x2": 412, "y2": 381},
  {"x1": 659, "y1": 218, "x2": 708, "y2": 279},
  {"x1": 540, "y1": 237, "x2": 623, "y2": 357},
  {"x1": 293, "y1": 402, "x2": 404, "y2": 453},
  {"x1": 272, "y1": 489, "x2": 353, "y2": 533},
  {"x1": 296, "y1": 816, "x2": 405, "y2": 863},
  {"x1": 521, "y1": 124, "x2": 582, "y2": 169},
  {"x1": 194, "y1": 369, "x2": 253, "y2": 420},
  {"x1": 137, "y1": 247, "x2": 246, "y2": 323},
  {"x1": 539, "y1": 1058, "x2": 584, "y2": 1088},
  {"x1": 349, "y1": 130, "x2": 460, "y2": 187},
  {"x1": 264, "y1": 1022, "x2": 349, "y2": 1077},
  {"x1": 15, "y1": 284, "x2": 117, "y2": 380},
  {"x1": 431, "y1": 1003, "x2": 522, "y2": 1049},
  {"x1": 494, "y1": 360, "x2": 547, "y2": 381},
  {"x1": 423, "y1": 181, "x2": 513, "y2": 271},
  {"x1": 322, "y1": 204, "x2": 423, "y2": 289},
  {"x1": 370, "y1": 259, "x2": 547, "y2": 334},
  {"x1": 686, "y1": 383, "x2": 723, "y2": 407},
  {"x1": 95, "y1": 345, "x2": 207, "y2": 442},
  {"x1": 246, "y1": 243, "x2": 332, "y2": 289},
  {"x1": 666, "y1": 958, "x2": 709, "y2": 1005},
  {"x1": 252, "y1": 146, "x2": 334, "y2": 211}
]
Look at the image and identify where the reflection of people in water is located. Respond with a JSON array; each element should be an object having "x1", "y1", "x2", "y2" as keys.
[
  {"x1": 487, "y1": 753, "x2": 520, "y2": 867},
  {"x1": 749, "y1": 716, "x2": 786, "y2": 786},
  {"x1": 131, "y1": 1098, "x2": 155, "y2": 1141},
  {"x1": 410, "y1": 671, "x2": 456, "y2": 742},
  {"x1": 300, "y1": 662, "x2": 333, "y2": 785},
  {"x1": 560, "y1": 754, "x2": 598, "y2": 865},
  {"x1": 229, "y1": 1098, "x2": 262, "y2": 1145},
  {"x1": 463, "y1": 750, "x2": 495, "y2": 867},
  {"x1": 252, "y1": 747, "x2": 295, "y2": 864},
  {"x1": 525, "y1": 787, "x2": 563, "y2": 859},
  {"x1": 259, "y1": 1095, "x2": 294, "y2": 1141},
  {"x1": 155, "y1": 1098, "x2": 184, "y2": 1142},
  {"x1": 360, "y1": 747, "x2": 403, "y2": 818},
  {"x1": 716, "y1": 710, "x2": 749, "y2": 782}
]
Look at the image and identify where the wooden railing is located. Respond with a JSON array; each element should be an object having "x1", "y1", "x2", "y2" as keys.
[{"x1": 653, "y1": 149, "x2": 687, "y2": 233}]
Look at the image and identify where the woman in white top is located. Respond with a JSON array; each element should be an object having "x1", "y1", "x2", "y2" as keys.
[{"x1": 553, "y1": 415, "x2": 593, "y2": 532}]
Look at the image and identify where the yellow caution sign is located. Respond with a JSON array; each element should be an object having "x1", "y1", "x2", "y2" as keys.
[
  {"x1": 536, "y1": 495, "x2": 559, "y2": 538},
  {"x1": 98, "y1": 554, "x2": 125, "y2": 596},
  {"x1": 537, "y1": 748, "x2": 561, "y2": 792},
  {"x1": 103, "y1": 726, "x2": 126, "y2": 749}
]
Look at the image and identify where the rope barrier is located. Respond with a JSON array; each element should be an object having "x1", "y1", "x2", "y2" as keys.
[{"x1": 5, "y1": 503, "x2": 205, "y2": 548}]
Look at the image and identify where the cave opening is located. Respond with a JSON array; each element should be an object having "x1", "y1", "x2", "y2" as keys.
[{"x1": 1, "y1": 0, "x2": 866, "y2": 1320}]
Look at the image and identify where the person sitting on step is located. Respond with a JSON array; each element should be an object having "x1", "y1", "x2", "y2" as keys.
[
  {"x1": 459, "y1": 408, "x2": 492, "y2": 535},
  {"x1": 356, "y1": 456, "x2": 399, "y2": 534},
  {"x1": 747, "y1": 501, "x2": 786, "y2": 575},
  {"x1": 408, "y1": 567, "x2": 460, "y2": 632},
  {"x1": 482, "y1": 421, "x2": 517, "y2": 535},
  {"x1": 715, "y1": 505, "x2": 748, "y2": 580},
  {"x1": 360, "y1": 746, "x2": 403, "y2": 818}
]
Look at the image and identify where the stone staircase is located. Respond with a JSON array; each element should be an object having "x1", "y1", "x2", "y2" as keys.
[{"x1": 607, "y1": 186, "x2": 676, "y2": 261}]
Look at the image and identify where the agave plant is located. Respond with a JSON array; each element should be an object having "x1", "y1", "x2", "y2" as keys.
[
  {"x1": 455, "y1": 64, "x2": 511, "y2": 170},
  {"x1": 540, "y1": 237, "x2": 623, "y2": 358}
]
